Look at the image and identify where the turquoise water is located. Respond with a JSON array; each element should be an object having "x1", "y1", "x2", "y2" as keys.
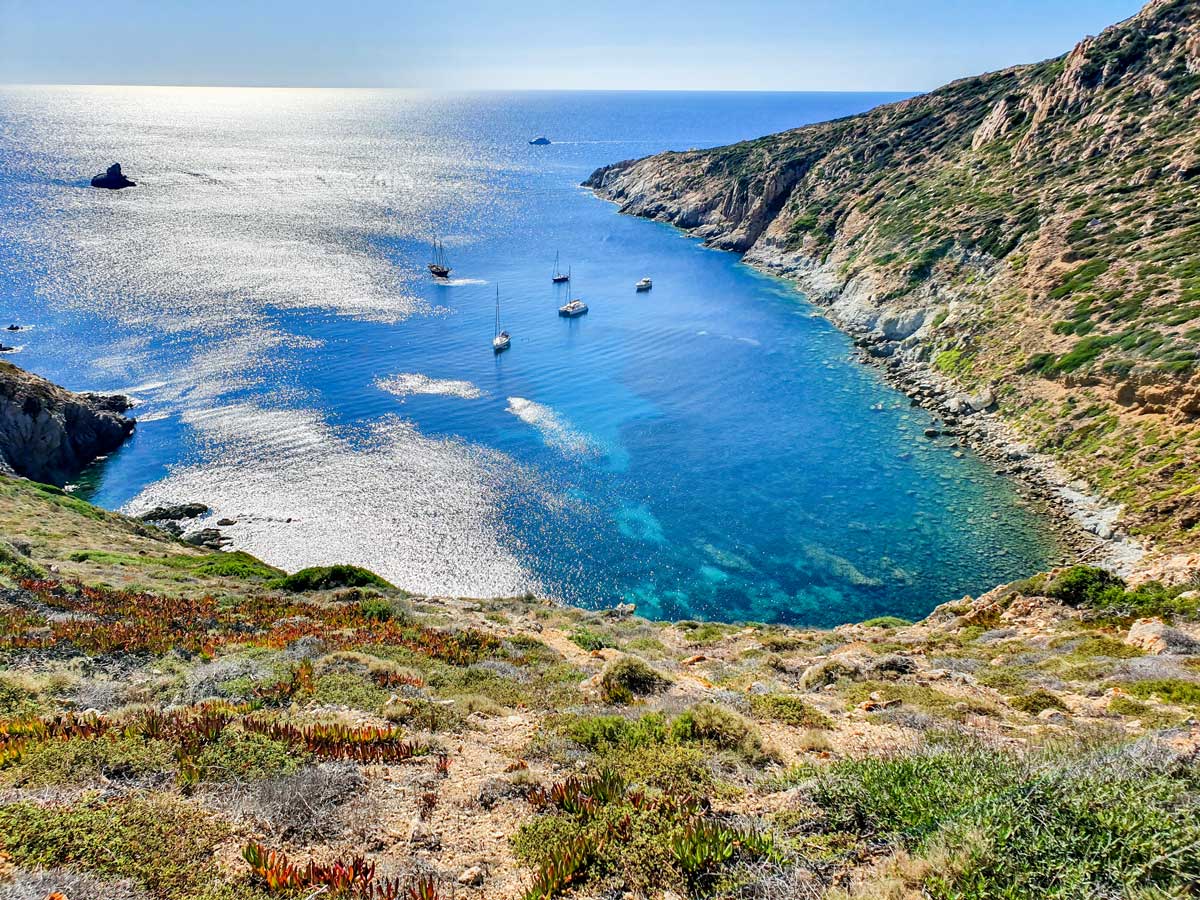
[{"x1": 0, "y1": 86, "x2": 1063, "y2": 625}]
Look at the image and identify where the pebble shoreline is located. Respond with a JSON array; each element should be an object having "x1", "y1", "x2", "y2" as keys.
[{"x1": 845, "y1": 328, "x2": 1144, "y2": 576}]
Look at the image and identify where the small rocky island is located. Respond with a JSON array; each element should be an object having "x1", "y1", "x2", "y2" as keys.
[
  {"x1": 90, "y1": 162, "x2": 136, "y2": 189},
  {"x1": 0, "y1": 361, "x2": 135, "y2": 485}
]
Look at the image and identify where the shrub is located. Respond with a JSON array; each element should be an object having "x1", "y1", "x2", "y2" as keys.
[
  {"x1": 312, "y1": 673, "x2": 390, "y2": 713},
  {"x1": 617, "y1": 743, "x2": 715, "y2": 796},
  {"x1": 1043, "y1": 566, "x2": 1125, "y2": 607},
  {"x1": 556, "y1": 713, "x2": 669, "y2": 752},
  {"x1": 218, "y1": 762, "x2": 365, "y2": 841},
  {"x1": 1123, "y1": 678, "x2": 1200, "y2": 709},
  {"x1": 860, "y1": 616, "x2": 913, "y2": 629},
  {"x1": 271, "y1": 565, "x2": 394, "y2": 592},
  {"x1": 358, "y1": 597, "x2": 399, "y2": 622},
  {"x1": 568, "y1": 627, "x2": 614, "y2": 652},
  {"x1": 0, "y1": 795, "x2": 229, "y2": 899},
  {"x1": 599, "y1": 657, "x2": 670, "y2": 704},
  {"x1": 193, "y1": 729, "x2": 306, "y2": 781},
  {"x1": 0, "y1": 677, "x2": 40, "y2": 718},
  {"x1": 1, "y1": 732, "x2": 175, "y2": 787},
  {"x1": 750, "y1": 693, "x2": 834, "y2": 729},
  {"x1": 671, "y1": 702, "x2": 772, "y2": 763},
  {"x1": 1009, "y1": 689, "x2": 1067, "y2": 715}
]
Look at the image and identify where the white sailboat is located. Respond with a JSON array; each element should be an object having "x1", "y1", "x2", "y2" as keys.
[{"x1": 493, "y1": 286, "x2": 511, "y2": 352}]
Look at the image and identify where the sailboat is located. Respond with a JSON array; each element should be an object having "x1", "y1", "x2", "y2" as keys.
[
  {"x1": 558, "y1": 278, "x2": 588, "y2": 318},
  {"x1": 427, "y1": 239, "x2": 451, "y2": 279},
  {"x1": 493, "y1": 286, "x2": 511, "y2": 353},
  {"x1": 551, "y1": 252, "x2": 571, "y2": 284}
]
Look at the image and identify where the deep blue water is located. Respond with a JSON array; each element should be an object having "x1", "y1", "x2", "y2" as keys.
[{"x1": 0, "y1": 86, "x2": 1064, "y2": 625}]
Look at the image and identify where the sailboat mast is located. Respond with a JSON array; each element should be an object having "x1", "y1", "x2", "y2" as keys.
[{"x1": 495, "y1": 286, "x2": 500, "y2": 337}]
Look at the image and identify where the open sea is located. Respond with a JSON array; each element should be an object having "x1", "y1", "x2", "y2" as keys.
[{"x1": 0, "y1": 86, "x2": 1065, "y2": 625}]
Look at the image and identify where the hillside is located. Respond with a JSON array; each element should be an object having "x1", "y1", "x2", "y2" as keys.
[
  {"x1": 586, "y1": 0, "x2": 1200, "y2": 566},
  {"x1": 1, "y1": 475, "x2": 1199, "y2": 899}
]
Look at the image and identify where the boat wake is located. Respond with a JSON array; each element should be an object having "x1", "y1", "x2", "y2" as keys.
[
  {"x1": 435, "y1": 278, "x2": 487, "y2": 287},
  {"x1": 506, "y1": 397, "x2": 604, "y2": 458},
  {"x1": 376, "y1": 373, "x2": 485, "y2": 401}
]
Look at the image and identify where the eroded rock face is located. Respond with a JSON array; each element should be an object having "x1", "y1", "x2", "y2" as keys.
[{"x1": 0, "y1": 362, "x2": 135, "y2": 486}]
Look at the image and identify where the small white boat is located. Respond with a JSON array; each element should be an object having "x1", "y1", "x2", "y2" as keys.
[
  {"x1": 493, "y1": 286, "x2": 511, "y2": 353},
  {"x1": 636, "y1": 277, "x2": 652, "y2": 292},
  {"x1": 558, "y1": 298, "x2": 588, "y2": 317}
]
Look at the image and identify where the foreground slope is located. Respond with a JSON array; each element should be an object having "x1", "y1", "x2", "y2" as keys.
[
  {"x1": 587, "y1": 0, "x2": 1200, "y2": 562},
  {"x1": 1, "y1": 476, "x2": 1198, "y2": 899}
]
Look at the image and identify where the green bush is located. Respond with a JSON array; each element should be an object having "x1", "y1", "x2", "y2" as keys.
[
  {"x1": 1124, "y1": 678, "x2": 1200, "y2": 709},
  {"x1": 312, "y1": 673, "x2": 390, "y2": 713},
  {"x1": 271, "y1": 564, "x2": 394, "y2": 592},
  {"x1": 859, "y1": 616, "x2": 913, "y2": 629},
  {"x1": 0, "y1": 676, "x2": 40, "y2": 717},
  {"x1": 0, "y1": 794, "x2": 230, "y2": 899},
  {"x1": 2, "y1": 733, "x2": 175, "y2": 787},
  {"x1": 1009, "y1": 689, "x2": 1067, "y2": 715},
  {"x1": 557, "y1": 712, "x2": 669, "y2": 752},
  {"x1": 924, "y1": 754, "x2": 1200, "y2": 898},
  {"x1": 1043, "y1": 566, "x2": 1126, "y2": 607},
  {"x1": 568, "y1": 626, "x2": 615, "y2": 652},
  {"x1": 194, "y1": 729, "x2": 306, "y2": 781},
  {"x1": 750, "y1": 693, "x2": 834, "y2": 729},
  {"x1": 599, "y1": 657, "x2": 671, "y2": 704},
  {"x1": 671, "y1": 702, "x2": 772, "y2": 764}
]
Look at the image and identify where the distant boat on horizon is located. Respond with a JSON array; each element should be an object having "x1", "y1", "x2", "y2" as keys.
[
  {"x1": 529, "y1": 136, "x2": 551, "y2": 145},
  {"x1": 493, "y1": 286, "x2": 511, "y2": 353},
  {"x1": 427, "y1": 238, "x2": 451, "y2": 278},
  {"x1": 552, "y1": 252, "x2": 570, "y2": 283}
]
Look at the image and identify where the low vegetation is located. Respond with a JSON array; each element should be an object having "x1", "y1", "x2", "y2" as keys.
[{"x1": 0, "y1": 475, "x2": 1199, "y2": 898}]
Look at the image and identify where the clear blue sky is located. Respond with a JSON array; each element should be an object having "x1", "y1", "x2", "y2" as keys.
[{"x1": 0, "y1": 0, "x2": 1145, "y2": 91}]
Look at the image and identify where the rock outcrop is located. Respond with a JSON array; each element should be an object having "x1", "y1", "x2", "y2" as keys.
[
  {"x1": 586, "y1": 0, "x2": 1200, "y2": 560},
  {"x1": 0, "y1": 361, "x2": 135, "y2": 486},
  {"x1": 90, "y1": 163, "x2": 136, "y2": 190}
]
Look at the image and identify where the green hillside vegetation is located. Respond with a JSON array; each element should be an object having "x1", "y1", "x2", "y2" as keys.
[{"x1": 0, "y1": 474, "x2": 1197, "y2": 898}]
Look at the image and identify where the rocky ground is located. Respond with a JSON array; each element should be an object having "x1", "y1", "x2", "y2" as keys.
[{"x1": 0, "y1": 475, "x2": 1198, "y2": 900}]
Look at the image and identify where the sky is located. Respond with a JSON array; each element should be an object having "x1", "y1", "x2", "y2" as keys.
[{"x1": 0, "y1": 0, "x2": 1146, "y2": 92}]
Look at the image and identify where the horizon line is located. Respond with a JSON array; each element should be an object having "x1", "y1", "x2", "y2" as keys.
[{"x1": 0, "y1": 82, "x2": 921, "y2": 95}]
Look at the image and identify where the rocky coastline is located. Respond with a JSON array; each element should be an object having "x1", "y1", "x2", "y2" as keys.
[
  {"x1": 584, "y1": 188, "x2": 1144, "y2": 575},
  {"x1": 0, "y1": 361, "x2": 136, "y2": 487}
]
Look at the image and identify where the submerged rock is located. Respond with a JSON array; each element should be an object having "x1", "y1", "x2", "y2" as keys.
[{"x1": 90, "y1": 163, "x2": 136, "y2": 190}]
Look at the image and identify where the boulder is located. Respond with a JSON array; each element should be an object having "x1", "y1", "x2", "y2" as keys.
[
  {"x1": 1125, "y1": 618, "x2": 1200, "y2": 655},
  {"x1": 139, "y1": 502, "x2": 209, "y2": 522},
  {"x1": 90, "y1": 163, "x2": 136, "y2": 190}
]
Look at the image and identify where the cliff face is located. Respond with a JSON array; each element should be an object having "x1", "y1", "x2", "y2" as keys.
[
  {"x1": 0, "y1": 361, "x2": 135, "y2": 486},
  {"x1": 586, "y1": 0, "x2": 1200, "y2": 553}
]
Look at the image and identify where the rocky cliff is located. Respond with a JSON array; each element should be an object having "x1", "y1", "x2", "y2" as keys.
[
  {"x1": 587, "y1": 0, "x2": 1200, "y2": 559},
  {"x1": 0, "y1": 361, "x2": 135, "y2": 486}
]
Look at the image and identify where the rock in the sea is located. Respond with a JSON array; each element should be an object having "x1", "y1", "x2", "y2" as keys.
[
  {"x1": 0, "y1": 361, "x2": 134, "y2": 486},
  {"x1": 184, "y1": 528, "x2": 230, "y2": 550},
  {"x1": 90, "y1": 162, "x2": 136, "y2": 190},
  {"x1": 1125, "y1": 618, "x2": 1200, "y2": 655},
  {"x1": 139, "y1": 503, "x2": 210, "y2": 523}
]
